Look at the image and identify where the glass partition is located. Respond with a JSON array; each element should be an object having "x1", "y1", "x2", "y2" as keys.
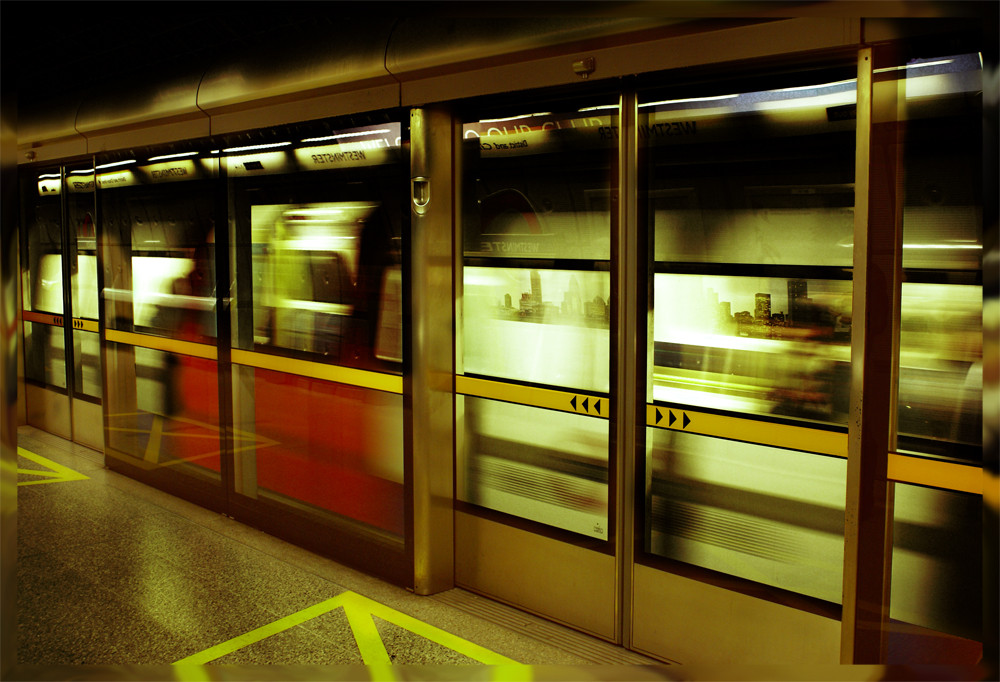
[
  {"x1": 100, "y1": 153, "x2": 222, "y2": 483},
  {"x1": 227, "y1": 122, "x2": 406, "y2": 536},
  {"x1": 457, "y1": 105, "x2": 617, "y2": 539},
  {"x1": 642, "y1": 67, "x2": 857, "y2": 601},
  {"x1": 892, "y1": 53, "x2": 984, "y2": 463}
]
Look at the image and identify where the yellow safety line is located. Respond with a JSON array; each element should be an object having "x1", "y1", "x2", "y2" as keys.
[
  {"x1": 106, "y1": 328, "x2": 218, "y2": 360},
  {"x1": 888, "y1": 453, "x2": 983, "y2": 495},
  {"x1": 16, "y1": 447, "x2": 89, "y2": 486},
  {"x1": 173, "y1": 591, "x2": 518, "y2": 666},
  {"x1": 232, "y1": 349, "x2": 402, "y2": 394},
  {"x1": 456, "y1": 375, "x2": 608, "y2": 419}
]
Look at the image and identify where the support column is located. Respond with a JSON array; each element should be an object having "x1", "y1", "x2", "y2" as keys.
[
  {"x1": 841, "y1": 45, "x2": 904, "y2": 664},
  {"x1": 410, "y1": 106, "x2": 456, "y2": 594}
]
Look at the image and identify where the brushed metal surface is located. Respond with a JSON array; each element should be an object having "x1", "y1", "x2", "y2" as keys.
[
  {"x1": 455, "y1": 510, "x2": 616, "y2": 641},
  {"x1": 72, "y1": 398, "x2": 103, "y2": 452},
  {"x1": 631, "y1": 563, "x2": 840, "y2": 664},
  {"x1": 25, "y1": 384, "x2": 71, "y2": 441}
]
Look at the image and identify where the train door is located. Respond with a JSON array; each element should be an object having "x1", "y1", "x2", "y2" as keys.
[
  {"x1": 225, "y1": 122, "x2": 411, "y2": 584},
  {"x1": 99, "y1": 152, "x2": 226, "y2": 511},
  {"x1": 454, "y1": 99, "x2": 622, "y2": 640},
  {"x1": 453, "y1": 51, "x2": 984, "y2": 664},
  {"x1": 20, "y1": 162, "x2": 103, "y2": 450}
]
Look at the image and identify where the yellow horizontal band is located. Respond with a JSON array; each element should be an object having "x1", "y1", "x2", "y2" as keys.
[
  {"x1": 646, "y1": 404, "x2": 847, "y2": 458},
  {"x1": 456, "y1": 375, "x2": 608, "y2": 418},
  {"x1": 106, "y1": 329, "x2": 218, "y2": 360},
  {"x1": 888, "y1": 453, "x2": 983, "y2": 495},
  {"x1": 72, "y1": 318, "x2": 99, "y2": 333},
  {"x1": 231, "y1": 349, "x2": 402, "y2": 394},
  {"x1": 22, "y1": 310, "x2": 64, "y2": 327}
]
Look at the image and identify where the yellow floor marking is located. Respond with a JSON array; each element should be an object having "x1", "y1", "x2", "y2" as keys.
[
  {"x1": 144, "y1": 415, "x2": 165, "y2": 463},
  {"x1": 173, "y1": 590, "x2": 519, "y2": 667},
  {"x1": 16, "y1": 447, "x2": 89, "y2": 487}
]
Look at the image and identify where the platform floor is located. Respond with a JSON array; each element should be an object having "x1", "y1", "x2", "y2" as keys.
[
  {"x1": 11, "y1": 425, "x2": 988, "y2": 681},
  {"x1": 13, "y1": 425, "x2": 666, "y2": 676}
]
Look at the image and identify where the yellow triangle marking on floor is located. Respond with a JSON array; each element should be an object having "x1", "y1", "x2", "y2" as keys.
[
  {"x1": 173, "y1": 590, "x2": 520, "y2": 667},
  {"x1": 17, "y1": 447, "x2": 90, "y2": 486}
]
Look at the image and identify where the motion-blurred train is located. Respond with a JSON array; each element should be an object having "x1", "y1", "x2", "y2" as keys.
[{"x1": 15, "y1": 9, "x2": 991, "y2": 664}]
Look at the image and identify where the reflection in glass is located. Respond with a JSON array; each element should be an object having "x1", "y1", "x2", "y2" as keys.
[
  {"x1": 891, "y1": 484, "x2": 982, "y2": 642},
  {"x1": 652, "y1": 274, "x2": 852, "y2": 422},
  {"x1": 22, "y1": 321, "x2": 66, "y2": 389},
  {"x1": 464, "y1": 267, "x2": 610, "y2": 392},
  {"x1": 462, "y1": 109, "x2": 616, "y2": 261},
  {"x1": 104, "y1": 343, "x2": 221, "y2": 480},
  {"x1": 898, "y1": 283, "x2": 982, "y2": 453},
  {"x1": 231, "y1": 365, "x2": 404, "y2": 535},
  {"x1": 646, "y1": 428, "x2": 846, "y2": 602},
  {"x1": 459, "y1": 396, "x2": 608, "y2": 539},
  {"x1": 73, "y1": 330, "x2": 102, "y2": 399}
]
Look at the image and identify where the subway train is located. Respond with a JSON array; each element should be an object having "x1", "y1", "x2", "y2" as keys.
[{"x1": 13, "y1": 9, "x2": 992, "y2": 665}]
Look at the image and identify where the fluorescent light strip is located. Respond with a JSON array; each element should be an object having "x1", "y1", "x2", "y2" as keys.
[
  {"x1": 148, "y1": 151, "x2": 198, "y2": 162},
  {"x1": 95, "y1": 159, "x2": 136, "y2": 170},
  {"x1": 301, "y1": 129, "x2": 392, "y2": 143},
  {"x1": 222, "y1": 142, "x2": 292, "y2": 153},
  {"x1": 874, "y1": 59, "x2": 955, "y2": 74},
  {"x1": 38, "y1": 173, "x2": 61, "y2": 179},
  {"x1": 578, "y1": 104, "x2": 620, "y2": 112},
  {"x1": 479, "y1": 113, "x2": 552, "y2": 124},
  {"x1": 772, "y1": 79, "x2": 856, "y2": 93},
  {"x1": 69, "y1": 169, "x2": 96, "y2": 175},
  {"x1": 640, "y1": 94, "x2": 739, "y2": 107}
]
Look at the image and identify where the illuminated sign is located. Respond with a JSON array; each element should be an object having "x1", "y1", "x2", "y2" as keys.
[
  {"x1": 37, "y1": 178, "x2": 61, "y2": 196},
  {"x1": 136, "y1": 160, "x2": 198, "y2": 183},
  {"x1": 97, "y1": 170, "x2": 136, "y2": 188},
  {"x1": 225, "y1": 151, "x2": 290, "y2": 177}
]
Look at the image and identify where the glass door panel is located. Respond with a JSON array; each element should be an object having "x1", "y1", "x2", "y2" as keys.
[
  {"x1": 637, "y1": 67, "x2": 857, "y2": 664},
  {"x1": 884, "y1": 51, "x2": 984, "y2": 663},
  {"x1": 455, "y1": 103, "x2": 619, "y2": 639},
  {"x1": 227, "y1": 122, "x2": 409, "y2": 584},
  {"x1": 100, "y1": 153, "x2": 223, "y2": 499},
  {"x1": 20, "y1": 167, "x2": 71, "y2": 438}
]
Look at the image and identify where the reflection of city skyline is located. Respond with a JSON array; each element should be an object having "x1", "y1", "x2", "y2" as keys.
[
  {"x1": 490, "y1": 269, "x2": 610, "y2": 327},
  {"x1": 705, "y1": 280, "x2": 850, "y2": 339}
]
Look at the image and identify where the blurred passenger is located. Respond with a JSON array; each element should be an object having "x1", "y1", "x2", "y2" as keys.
[{"x1": 770, "y1": 301, "x2": 849, "y2": 422}]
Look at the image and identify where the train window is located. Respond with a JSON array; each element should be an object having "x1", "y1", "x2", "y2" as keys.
[
  {"x1": 227, "y1": 121, "x2": 407, "y2": 535},
  {"x1": 892, "y1": 53, "x2": 984, "y2": 463},
  {"x1": 230, "y1": 123, "x2": 405, "y2": 373},
  {"x1": 641, "y1": 68, "x2": 857, "y2": 600},
  {"x1": 457, "y1": 104, "x2": 617, "y2": 538}
]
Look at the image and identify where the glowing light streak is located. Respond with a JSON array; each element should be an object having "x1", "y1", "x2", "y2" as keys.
[
  {"x1": 301, "y1": 128, "x2": 392, "y2": 143},
  {"x1": 221, "y1": 141, "x2": 291, "y2": 153},
  {"x1": 147, "y1": 151, "x2": 198, "y2": 161}
]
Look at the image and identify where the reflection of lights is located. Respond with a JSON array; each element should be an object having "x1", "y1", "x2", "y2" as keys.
[
  {"x1": 147, "y1": 151, "x2": 198, "y2": 161},
  {"x1": 578, "y1": 104, "x2": 620, "y2": 112},
  {"x1": 284, "y1": 208, "x2": 344, "y2": 218},
  {"x1": 38, "y1": 173, "x2": 61, "y2": 179},
  {"x1": 479, "y1": 113, "x2": 552, "y2": 123},
  {"x1": 772, "y1": 79, "x2": 856, "y2": 93},
  {"x1": 641, "y1": 94, "x2": 739, "y2": 107},
  {"x1": 839, "y1": 242, "x2": 982, "y2": 249},
  {"x1": 221, "y1": 142, "x2": 291, "y2": 153},
  {"x1": 69, "y1": 169, "x2": 96, "y2": 175},
  {"x1": 301, "y1": 129, "x2": 392, "y2": 143},
  {"x1": 873, "y1": 59, "x2": 955, "y2": 74},
  {"x1": 753, "y1": 91, "x2": 856, "y2": 111},
  {"x1": 95, "y1": 159, "x2": 136, "y2": 170}
]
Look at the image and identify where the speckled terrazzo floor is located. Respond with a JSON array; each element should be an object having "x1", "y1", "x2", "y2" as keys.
[{"x1": 13, "y1": 425, "x2": 659, "y2": 674}]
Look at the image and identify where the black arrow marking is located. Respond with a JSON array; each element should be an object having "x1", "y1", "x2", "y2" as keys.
[
  {"x1": 682, "y1": 412, "x2": 690, "y2": 429},
  {"x1": 571, "y1": 396, "x2": 577, "y2": 410},
  {"x1": 582, "y1": 397, "x2": 590, "y2": 413},
  {"x1": 595, "y1": 400, "x2": 601, "y2": 415},
  {"x1": 668, "y1": 411, "x2": 676, "y2": 427},
  {"x1": 655, "y1": 408, "x2": 662, "y2": 424}
]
